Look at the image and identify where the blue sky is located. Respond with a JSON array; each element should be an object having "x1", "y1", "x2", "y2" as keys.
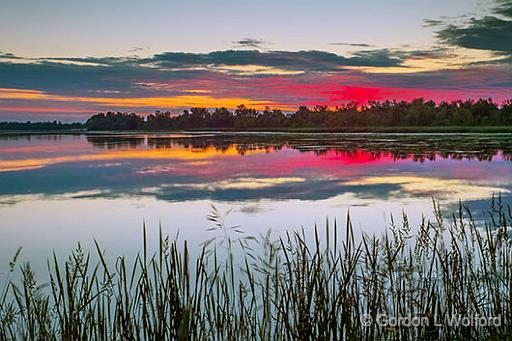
[{"x1": 1, "y1": 0, "x2": 489, "y2": 56}]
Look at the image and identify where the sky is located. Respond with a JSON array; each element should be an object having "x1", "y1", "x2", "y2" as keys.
[{"x1": 0, "y1": 0, "x2": 511, "y2": 121}]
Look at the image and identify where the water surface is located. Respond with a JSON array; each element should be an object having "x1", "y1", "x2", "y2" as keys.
[{"x1": 1, "y1": 132, "x2": 511, "y2": 271}]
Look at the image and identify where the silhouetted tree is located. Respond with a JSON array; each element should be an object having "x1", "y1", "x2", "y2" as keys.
[
  {"x1": 84, "y1": 112, "x2": 144, "y2": 130},
  {"x1": 64, "y1": 97, "x2": 512, "y2": 131},
  {"x1": 0, "y1": 121, "x2": 82, "y2": 130}
]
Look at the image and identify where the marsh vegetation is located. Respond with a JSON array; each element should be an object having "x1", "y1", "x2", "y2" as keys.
[{"x1": 1, "y1": 199, "x2": 511, "y2": 340}]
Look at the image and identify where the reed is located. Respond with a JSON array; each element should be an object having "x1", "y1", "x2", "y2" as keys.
[{"x1": 1, "y1": 198, "x2": 511, "y2": 340}]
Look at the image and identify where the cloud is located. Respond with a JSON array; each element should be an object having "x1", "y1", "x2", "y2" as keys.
[
  {"x1": 9, "y1": 48, "x2": 404, "y2": 74},
  {"x1": 495, "y1": 0, "x2": 512, "y2": 17},
  {"x1": 151, "y1": 49, "x2": 404, "y2": 72},
  {"x1": 232, "y1": 38, "x2": 267, "y2": 49},
  {"x1": 0, "y1": 56, "x2": 215, "y2": 96},
  {"x1": 423, "y1": 19, "x2": 444, "y2": 27},
  {"x1": 330, "y1": 42, "x2": 374, "y2": 47},
  {"x1": 350, "y1": 49, "x2": 406, "y2": 67},
  {"x1": 128, "y1": 47, "x2": 144, "y2": 53},
  {"x1": 0, "y1": 52, "x2": 24, "y2": 60},
  {"x1": 433, "y1": 0, "x2": 512, "y2": 56},
  {"x1": 437, "y1": 17, "x2": 512, "y2": 53},
  {"x1": 0, "y1": 42, "x2": 511, "y2": 120},
  {"x1": 0, "y1": 87, "x2": 279, "y2": 118}
]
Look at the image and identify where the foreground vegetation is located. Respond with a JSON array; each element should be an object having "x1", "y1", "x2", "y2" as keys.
[{"x1": 1, "y1": 200, "x2": 512, "y2": 340}]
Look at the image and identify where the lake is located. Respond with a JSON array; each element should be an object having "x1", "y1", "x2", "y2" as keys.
[{"x1": 1, "y1": 132, "x2": 512, "y2": 271}]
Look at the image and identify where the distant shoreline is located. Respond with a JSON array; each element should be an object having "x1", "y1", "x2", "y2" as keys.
[{"x1": 2, "y1": 126, "x2": 512, "y2": 135}]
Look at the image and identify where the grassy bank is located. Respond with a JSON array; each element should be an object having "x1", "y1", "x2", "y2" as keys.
[{"x1": 1, "y1": 201, "x2": 511, "y2": 340}]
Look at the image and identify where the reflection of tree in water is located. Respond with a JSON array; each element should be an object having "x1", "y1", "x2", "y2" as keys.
[
  {"x1": 0, "y1": 134, "x2": 66, "y2": 142},
  {"x1": 86, "y1": 135, "x2": 145, "y2": 149},
  {"x1": 84, "y1": 134, "x2": 512, "y2": 162}
]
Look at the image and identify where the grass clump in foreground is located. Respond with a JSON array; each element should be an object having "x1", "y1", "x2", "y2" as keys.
[{"x1": 1, "y1": 199, "x2": 512, "y2": 340}]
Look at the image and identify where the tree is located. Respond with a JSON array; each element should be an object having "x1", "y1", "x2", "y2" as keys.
[{"x1": 76, "y1": 97, "x2": 512, "y2": 131}]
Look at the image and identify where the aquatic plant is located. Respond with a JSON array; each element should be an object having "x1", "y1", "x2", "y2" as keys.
[{"x1": 1, "y1": 199, "x2": 511, "y2": 340}]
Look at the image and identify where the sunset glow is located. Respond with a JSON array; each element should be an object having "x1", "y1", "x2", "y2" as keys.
[
  {"x1": 2, "y1": 3, "x2": 512, "y2": 337},
  {"x1": 0, "y1": 144, "x2": 270, "y2": 172},
  {"x1": 1, "y1": 0, "x2": 510, "y2": 121}
]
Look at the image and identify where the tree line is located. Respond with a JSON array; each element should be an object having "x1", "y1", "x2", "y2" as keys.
[
  {"x1": 84, "y1": 98, "x2": 512, "y2": 130},
  {"x1": 2, "y1": 98, "x2": 511, "y2": 131},
  {"x1": 0, "y1": 120, "x2": 82, "y2": 131}
]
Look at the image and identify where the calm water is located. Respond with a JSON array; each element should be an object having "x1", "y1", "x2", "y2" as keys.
[{"x1": 1, "y1": 132, "x2": 512, "y2": 271}]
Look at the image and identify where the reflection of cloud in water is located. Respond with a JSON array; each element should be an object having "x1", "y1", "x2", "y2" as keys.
[
  {"x1": 182, "y1": 160, "x2": 212, "y2": 166},
  {"x1": 0, "y1": 190, "x2": 112, "y2": 206},
  {"x1": 87, "y1": 162, "x2": 123, "y2": 168},
  {"x1": 2, "y1": 134, "x2": 512, "y2": 209},
  {"x1": 239, "y1": 205, "x2": 265, "y2": 214},
  {"x1": 139, "y1": 177, "x2": 306, "y2": 193},
  {"x1": 0, "y1": 146, "x2": 266, "y2": 172},
  {"x1": 139, "y1": 187, "x2": 163, "y2": 194},
  {"x1": 137, "y1": 160, "x2": 213, "y2": 174},
  {"x1": 342, "y1": 176, "x2": 510, "y2": 201},
  {"x1": 181, "y1": 177, "x2": 306, "y2": 190}
]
